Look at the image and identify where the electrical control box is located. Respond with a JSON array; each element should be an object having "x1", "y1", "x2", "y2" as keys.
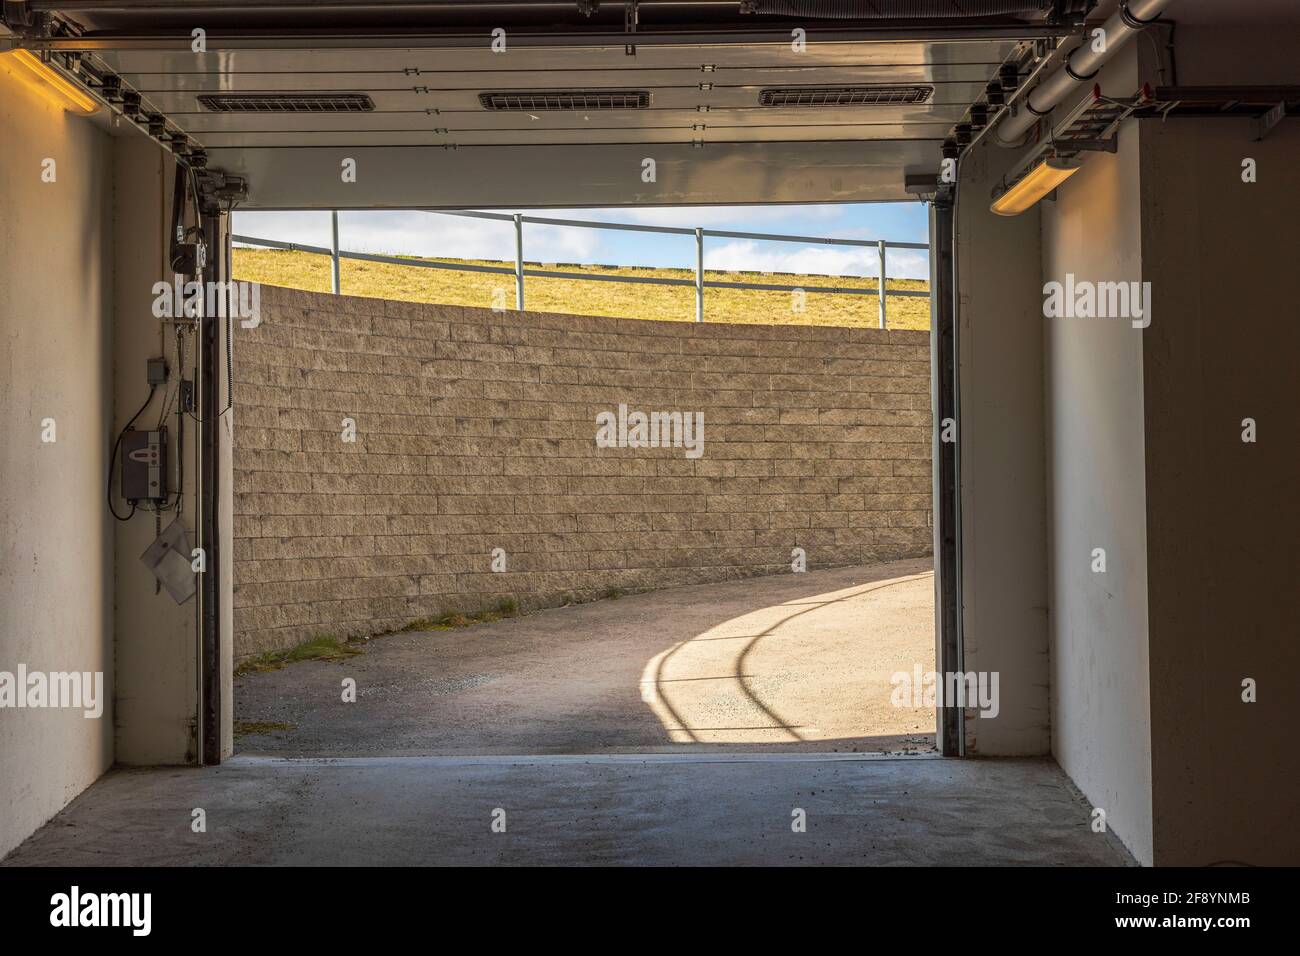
[
  {"x1": 121, "y1": 427, "x2": 169, "y2": 503},
  {"x1": 147, "y1": 356, "x2": 169, "y2": 386}
]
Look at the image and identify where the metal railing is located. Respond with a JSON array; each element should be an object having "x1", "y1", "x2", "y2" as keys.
[{"x1": 233, "y1": 210, "x2": 929, "y2": 328}]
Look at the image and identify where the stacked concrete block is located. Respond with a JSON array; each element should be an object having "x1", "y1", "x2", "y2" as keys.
[{"x1": 233, "y1": 284, "x2": 932, "y2": 658}]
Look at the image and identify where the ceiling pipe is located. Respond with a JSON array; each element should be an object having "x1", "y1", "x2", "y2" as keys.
[
  {"x1": 994, "y1": 0, "x2": 1174, "y2": 145},
  {"x1": 739, "y1": 0, "x2": 1067, "y2": 16},
  {"x1": 25, "y1": 0, "x2": 732, "y2": 9}
]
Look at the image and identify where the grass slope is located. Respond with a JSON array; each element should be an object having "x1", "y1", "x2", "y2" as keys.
[{"x1": 233, "y1": 248, "x2": 931, "y2": 331}]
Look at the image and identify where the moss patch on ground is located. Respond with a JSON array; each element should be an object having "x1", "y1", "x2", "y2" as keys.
[
  {"x1": 235, "y1": 602, "x2": 523, "y2": 674},
  {"x1": 397, "y1": 600, "x2": 520, "y2": 633},
  {"x1": 235, "y1": 635, "x2": 365, "y2": 676}
]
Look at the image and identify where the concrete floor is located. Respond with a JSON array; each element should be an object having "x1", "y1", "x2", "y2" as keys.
[
  {"x1": 236, "y1": 560, "x2": 939, "y2": 756},
  {"x1": 5, "y1": 559, "x2": 1134, "y2": 867},
  {"x1": 3, "y1": 754, "x2": 1134, "y2": 866}
]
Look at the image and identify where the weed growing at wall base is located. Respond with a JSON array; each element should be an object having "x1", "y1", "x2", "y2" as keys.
[{"x1": 234, "y1": 636, "x2": 363, "y2": 675}]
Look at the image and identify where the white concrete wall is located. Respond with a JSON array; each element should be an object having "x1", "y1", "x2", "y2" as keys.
[
  {"x1": 111, "y1": 137, "x2": 236, "y2": 764},
  {"x1": 954, "y1": 140, "x2": 1050, "y2": 755},
  {"x1": 1136, "y1": 23, "x2": 1300, "y2": 865},
  {"x1": 1033, "y1": 20, "x2": 1300, "y2": 866},
  {"x1": 111, "y1": 136, "x2": 201, "y2": 764},
  {"x1": 0, "y1": 59, "x2": 115, "y2": 858},
  {"x1": 1040, "y1": 44, "x2": 1153, "y2": 866}
]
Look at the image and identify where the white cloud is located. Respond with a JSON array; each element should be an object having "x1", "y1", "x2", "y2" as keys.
[
  {"x1": 232, "y1": 211, "x2": 331, "y2": 249},
  {"x1": 705, "y1": 239, "x2": 929, "y2": 280},
  {"x1": 885, "y1": 249, "x2": 931, "y2": 281},
  {"x1": 235, "y1": 210, "x2": 600, "y2": 263},
  {"x1": 233, "y1": 206, "x2": 929, "y2": 276},
  {"x1": 603, "y1": 204, "x2": 845, "y2": 229},
  {"x1": 343, "y1": 213, "x2": 601, "y2": 263}
]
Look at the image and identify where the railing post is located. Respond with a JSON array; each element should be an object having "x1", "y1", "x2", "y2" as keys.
[
  {"x1": 514, "y1": 213, "x2": 525, "y2": 310},
  {"x1": 330, "y1": 210, "x2": 341, "y2": 295},
  {"x1": 877, "y1": 239, "x2": 887, "y2": 329},
  {"x1": 695, "y1": 227, "x2": 704, "y2": 322}
]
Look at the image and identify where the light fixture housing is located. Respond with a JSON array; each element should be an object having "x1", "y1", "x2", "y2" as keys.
[
  {"x1": 479, "y1": 90, "x2": 650, "y2": 111},
  {"x1": 198, "y1": 92, "x2": 375, "y2": 113},
  {"x1": 4, "y1": 50, "x2": 99, "y2": 114},
  {"x1": 758, "y1": 84, "x2": 933, "y2": 107},
  {"x1": 991, "y1": 157, "x2": 1081, "y2": 216}
]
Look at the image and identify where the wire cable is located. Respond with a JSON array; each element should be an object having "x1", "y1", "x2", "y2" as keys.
[
  {"x1": 222, "y1": 210, "x2": 235, "y2": 417},
  {"x1": 153, "y1": 326, "x2": 187, "y2": 514}
]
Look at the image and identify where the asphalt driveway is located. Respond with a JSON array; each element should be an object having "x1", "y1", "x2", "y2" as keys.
[{"x1": 235, "y1": 558, "x2": 937, "y2": 756}]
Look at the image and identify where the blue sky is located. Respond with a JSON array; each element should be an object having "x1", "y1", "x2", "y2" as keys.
[{"x1": 233, "y1": 202, "x2": 930, "y2": 279}]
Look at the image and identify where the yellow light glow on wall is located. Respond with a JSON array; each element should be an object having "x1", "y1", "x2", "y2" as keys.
[
  {"x1": 990, "y1": 157, "x2": 1081, "y2": 216},
  {"x1": 4, "y1": 49, "x2": 100, "y2": 114}
]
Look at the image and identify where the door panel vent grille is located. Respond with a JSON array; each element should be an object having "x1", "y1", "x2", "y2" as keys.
[
  {"x1": 479, "y1": 90, "x2": 650, "y2": 111},
  {"x1": 758, "y1": 85, "x2": 933, "y2": 107},
  {"x1": 197, "y1": 93, "x2": 376, "y2": 113}
]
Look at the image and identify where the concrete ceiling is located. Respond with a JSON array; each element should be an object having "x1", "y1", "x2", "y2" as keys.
[
  {"x1": 11, "y1": 2, "x2": 1064, "y2": 206},
  {"x1": 87, "y1": 40, "x2": 1019, "y2": 150}
]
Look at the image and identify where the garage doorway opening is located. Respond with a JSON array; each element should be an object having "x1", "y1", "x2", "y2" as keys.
[
  {"x1": 227, "y1": 202, "x2": 940, "y2": 757},
  {"x1": 231, "y1": 204, "x2": 931, "y2": 329}
]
